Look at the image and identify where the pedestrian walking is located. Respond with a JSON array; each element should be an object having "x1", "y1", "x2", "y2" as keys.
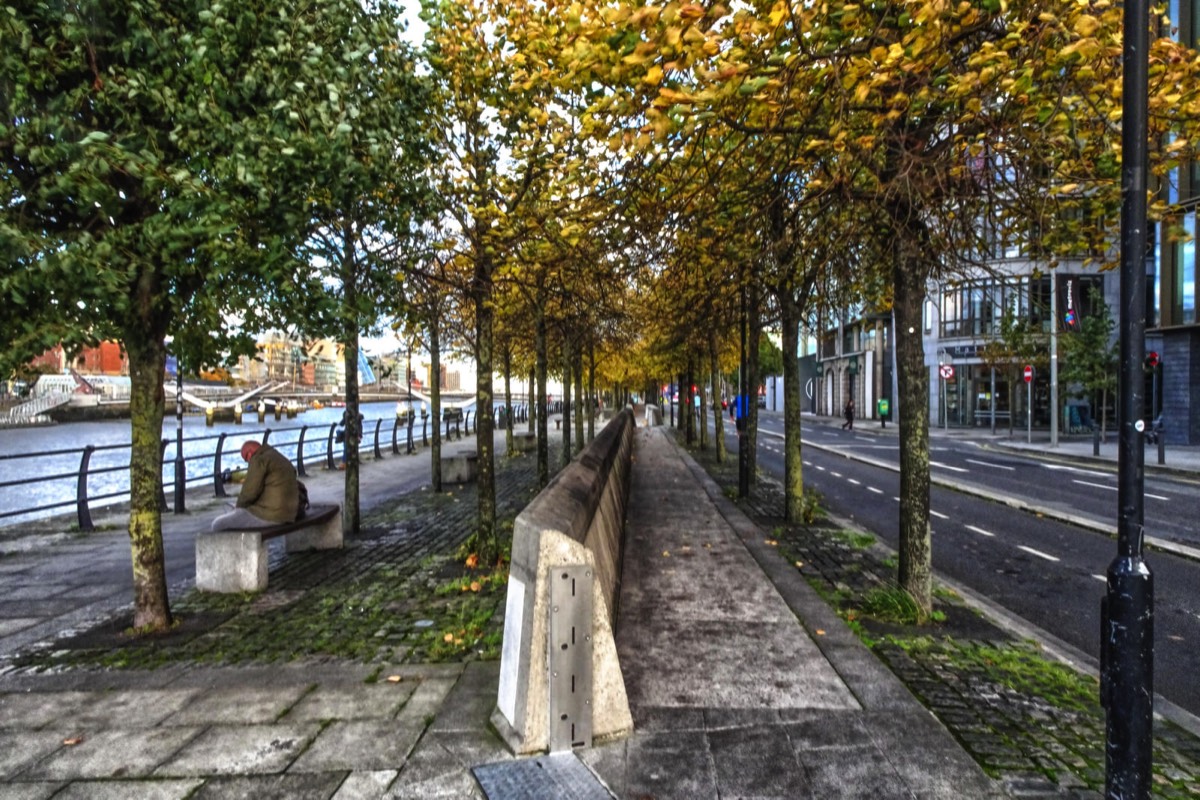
[{"x1": 842, "y1": 398, "x2": 855, "y2": 430}]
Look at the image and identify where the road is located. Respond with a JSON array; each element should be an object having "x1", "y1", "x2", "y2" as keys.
[{"x1": 707, "y1": 414, "x2": 1200, "y2": 719}]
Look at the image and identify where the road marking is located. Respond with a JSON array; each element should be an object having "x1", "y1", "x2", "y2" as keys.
[
  {"x1": 1092, "y1": 574, "x2": 1108, "y2": 583},
  {"x1": 1070, "y1": 479, "x2": 1167, "y2": 501},
  {"x1": 966, "y1": 458, "x2": 1015, "y2": 471},
  {"x1": 831, "y1": 471, "x2": 843, "y2": 478},
  {"x1": 930, "y1": 510, "x2": 949, "y2": 520},
  {"x1": 1017, "y1": 545, "x2": 1060, "y2": 562},
  {"x1": 855, "y1": 436, "x2": 873, "y2": 442},
  {"x1": 848, "y1": 478, "x2": 861, "y2": 485},
  {"x1": 1044, "y1": 464, "x2": 1109, "y2": 478},
  {"x1": 966, "y1": 525, "x2": 996, "y2": 537},
  {"x1": 930, "y1": 461, "x2": 969, "y2": 473},
  {"x1": 868, "y1": 486, "x2": 884, "y2": 494},
  {"x1": 893, "y1": 496, "x2": 901, "y2": 502},
  {"x1": 803, "y1": 460, "x2": 812, "y2": 467},
  {"x1": 815, "y1": 465, "x2": 826, "y2": 471}
]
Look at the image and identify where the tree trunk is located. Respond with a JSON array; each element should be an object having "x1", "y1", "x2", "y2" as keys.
[
  {"x1": 893, "y1": 245, "x2": 933, "y2": 614},
  {"x1": 535, "y1": 311, "x2": 549, "y2": 487},
  {"x1": 562, "y1": 345, "x2": 573, "y2": 464},
  {"x1": 710, "y1": 329, "x2": 726, "y2": 463},
  {"x1": 430, "y1": 318, "x2": 442, "y2": 493},
  {"x1": 587, "y1": 342, "x2": 596, "y2": 442},
  {"x1": 574, "y1": 344, "x2": 584, "y2": 455},
  {"x1": 528, "y1": 368, "x2": 536, "y2": 434},
  {"x1": 125, "y1": 333, "x2": 172, "y2": 632},
  {"x1": 503, "y1": 346, "x2": 513, "y2": 455},
  {"x1": 341, "y1": 241, "x2": 361, "y2": 538},
  {"x1": 747, "y1": 282, "x2": 761, "y2": 485},
  {"x1": 781, "y1": 291, "x2": 804, "y2": 523},
  {"x1": 473, "y1": 262, "x2": 497, "y2": 558}
]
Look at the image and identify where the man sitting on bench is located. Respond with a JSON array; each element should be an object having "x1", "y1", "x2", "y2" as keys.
[{"x1": 212, "y1": 440, "x2": 302, "y2": 530}]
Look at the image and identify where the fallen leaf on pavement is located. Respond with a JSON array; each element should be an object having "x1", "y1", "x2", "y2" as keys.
[
  {"x1": 63, "y1": 737, "x2": 83, "y2": 746},
  {"x1": 386, "y1": 675, "x2": 403, "y2": 683}
]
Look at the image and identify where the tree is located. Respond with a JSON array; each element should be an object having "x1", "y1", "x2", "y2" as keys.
[
  {"x1": 0, "y1": 0, "x2": 357, "y2": 630},
  {"x1": 1059, "y1": 287, "x2": 1117, "y2": 438}
]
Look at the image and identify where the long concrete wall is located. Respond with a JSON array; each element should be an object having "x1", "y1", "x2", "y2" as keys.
[{"x1": 493, "y1": 408, "x2": 636, "y2": 754}]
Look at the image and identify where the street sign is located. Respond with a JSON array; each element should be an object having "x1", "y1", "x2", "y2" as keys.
[
  {"x1": 1023, "y1": 365, "x2": 1033, "y2": 383},
  {"x1": 938, "y1": 364, "x2": 954, "y2": 380},
  {"x1": 848, "y1": 355, "x2": 859, "y2": 375}
]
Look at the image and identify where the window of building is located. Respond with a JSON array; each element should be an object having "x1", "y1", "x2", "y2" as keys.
[{"x1": 1177, "y1": 209, "x2": 1196, "y2": 325}]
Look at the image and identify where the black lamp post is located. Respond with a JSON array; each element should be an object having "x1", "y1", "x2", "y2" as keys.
[
  {"x1": 173, "y1": 355, "x2": 185, "y2": 513},
  {"x1": 1102, "y1": 0, "x2": 1154, "y2": 793}
]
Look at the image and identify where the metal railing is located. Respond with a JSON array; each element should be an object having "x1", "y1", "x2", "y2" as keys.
[
  {"x1": 0, "y1": 413, "x2": 442, "y2": 532},
  {"x1": 0, "y1": 403, "x2": 541, "y2": 532}
]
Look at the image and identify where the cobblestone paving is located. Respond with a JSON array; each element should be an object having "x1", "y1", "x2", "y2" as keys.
[
  {"x1": 10, "y1": 448, "x2": 560, "y2": 672},
  {"x1": 684, "y1": 435, "x2": 1200, "y2": 799}
]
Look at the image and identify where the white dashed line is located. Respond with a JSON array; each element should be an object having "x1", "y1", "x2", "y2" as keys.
[
  {"x1": 831, "y1": 472, "x2": 843, "y2": 478},
  {"x1": 848, "y1": 479, "x2": 861, "y2": 486},
  {"x1": 1092, "y1": 574, "x2": 1108, "y2": 582},
  {"x1": 868, "y1": 486, "x2": 884, "y2": 494},
  {"x1": 815, "y1": 465, "x2": 826, "y2": 471},
  {"x1": 966, "y1": 458, "x2": 1015, "y2": 471},
  {"x1": 1017, "y1": 545, "x2": 1060, "y2": 562},
  {"x1": 966, "y1": 525, "x2": 996, "y2": 537},
  {"x1": 930, "y1": 461, "x2": 969, "y2": 473},
  {"x1": 930, "y1": 510, "x2": 949, "y2": 520},
  {"x1": 893, "y1": 496, "x2": 901, "y2": 502},
  {"x1": 1073, "y1": 479, "x2": 1114, "y2": 492}
]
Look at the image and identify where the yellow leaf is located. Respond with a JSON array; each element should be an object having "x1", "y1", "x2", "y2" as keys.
[
  {"x1": 1073, "y1": 14, "x2": 1100, "y2": 37},
  {"x1": 816, "y1": 629, "x2": 826, "y2": 636},
  {"x1": 644, "y1": 65, "x2": 663, "y2": 86},
  {"x1": 444, "y1": 633, "x2": 454, "y2": 643},
  {"x1": 386, "y1": 675, "x2": 402, "y2": 683},
  {"x1": 662, "y1": 550, "x2": 670, "y2": 557},
  {"x1": 470, "y1": 581, "x2": 482, "y2": 592},
  {"x1": 63, "y1": 737, "x2": 84, "y2": 746}
]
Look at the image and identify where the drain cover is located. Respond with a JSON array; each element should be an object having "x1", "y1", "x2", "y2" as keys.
[{"x1": 472, "y1": 752, "x2": 613, "y2": 800}]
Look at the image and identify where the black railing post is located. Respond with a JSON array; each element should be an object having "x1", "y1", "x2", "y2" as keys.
[
  {"x1": 326, "y1": 423, "x2": 337, "y2": 470},
  {"x1": 373, "y1": 418, "x2": 383, "y2": 459},
  {"x1": 214, "y1": 432, "x2": 228, "y2": 496},
  {"x1": 76, "y1": 445, "x2": 95, "y2": 531},
  {"x1": 391, "y1": 417, "x2": 399, "y2": 455},
  {"x1": 158, "y1": 439, "x2": 170, "y2": 511},
  {"x1": 445, "y1": 417, "x2": 451, "y2": 441},
  {"x1": 422, "y1": 416, "x2": 428, "y2": 447},
  {"x1": 407, "y1": 415, "x2": 415, "y2": 454},
  {"x1": 296, "y1": 426, "x2": 309, "y2": 477},
  {"x1": 262, "y1": 428, "x2": 272, "y2": 446}
]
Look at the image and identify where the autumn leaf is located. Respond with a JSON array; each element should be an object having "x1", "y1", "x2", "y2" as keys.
[
  {"x1": 63, "y1": 737, "x2": 84, "y2": 746},
  {"x1": 386, "y1": 675, "x2": 403, "y2": 683},
  {"x1": 443, "y1": 633, "x2": 454, "y2": 643},
  {"x1": 465, "y1": 553, "x2": 479, "y2": 569},
  {"x1": 470, "y1": 581, "x2": 482, "y2": 592}
]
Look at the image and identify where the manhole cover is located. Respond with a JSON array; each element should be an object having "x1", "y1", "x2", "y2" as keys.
[{"x1": 473, "y1": 752, "x2": 612, "y2": 800}]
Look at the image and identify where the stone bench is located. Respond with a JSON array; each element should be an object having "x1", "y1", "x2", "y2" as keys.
[
  {"x1": 441, "y1": 450, "x2": 478, "y2": 483},
  {"x1": 511, "y1": 431, "x2": 536, "y2": 453},
  {"x1": 196, "y1": 504, "x2": 342, "y2": 593}
]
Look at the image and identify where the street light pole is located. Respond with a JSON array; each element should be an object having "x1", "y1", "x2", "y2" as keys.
[
  {"x1": 1050, "y1": 266, "x2": 1059, "y2": 447},
  {"x1": 1103, "y1": 0, "x2": 1154, "y2": 791}
]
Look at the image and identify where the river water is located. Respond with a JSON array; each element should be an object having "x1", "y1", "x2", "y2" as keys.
[{"x1": 0, "y1": 400, "x2": 470, "y2": 527}]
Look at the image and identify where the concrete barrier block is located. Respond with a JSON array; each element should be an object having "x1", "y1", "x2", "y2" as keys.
[
  {"x1": 512, "y1": 431, "x2": 536, "y2": 453},
  {"x1": 196, "y1": 530, "x2": 267, "y2": 593},
  {"x1": 494, "y1": 410, "x2": 635, "y2": 755}
]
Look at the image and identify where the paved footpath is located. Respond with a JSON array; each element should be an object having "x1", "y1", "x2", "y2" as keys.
[{"x1": 0, "y1": 414, "x2": 1145, "y2": 798}]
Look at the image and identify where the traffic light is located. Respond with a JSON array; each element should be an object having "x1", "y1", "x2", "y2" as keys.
[{"x1": 1146, "y1": 351, "x2": 1160, "y2": 370}]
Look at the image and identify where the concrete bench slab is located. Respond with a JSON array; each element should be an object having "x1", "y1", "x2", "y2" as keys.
[
  {"x1": 511, "y1": 432, "x2": 536, "y2": 453},
  {"x1": 196, "y1": 504, "x2": 341, "y2": 593}
]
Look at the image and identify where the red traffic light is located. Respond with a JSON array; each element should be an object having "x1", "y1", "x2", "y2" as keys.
[{"x1": 1147, "y1": 351, "x2": 1160, "y2": 368}]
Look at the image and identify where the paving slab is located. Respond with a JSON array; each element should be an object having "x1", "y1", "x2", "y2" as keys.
[
  {"x1": 0, "y1": 691, "x2": 97, "y2": 730},
  {"x1": 0, "y1": 783, "x2": 63, "y2": 800},
  {"x1": 283, "y1": 683, "x2": 416, "y2": 723},
  {"x1": 159, "y1": 684, "x2": 311, "y2": 726},
  {"x1": 289, "y1": 718, "x2": 423, "y2": 773},
  {"x1": 330, "y1": 769, "x2": 398, "y2": 800},
  {"x1": 49, "y1": 778, "x2": 205, "y2": 800},
  {"x1": 155, "y1": 722, "x2": 320, "y2": 776},
  {"x1": 189, "y1": 772, "x2": 347, "y2": 800},
  {"x1": 0, "y1": 730, "x2": 68, "y2": 780},
  {"x1": 19, "y1": 727, "x2": 201, "y2": 780},
  {"x1": 64, "y1": 688, "x2": 200, "y2": 730}
]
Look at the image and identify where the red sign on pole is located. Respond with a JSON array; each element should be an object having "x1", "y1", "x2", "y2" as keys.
[{"x1": 1023, "y1": 365, "x2": 1034, "y2": 383}]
